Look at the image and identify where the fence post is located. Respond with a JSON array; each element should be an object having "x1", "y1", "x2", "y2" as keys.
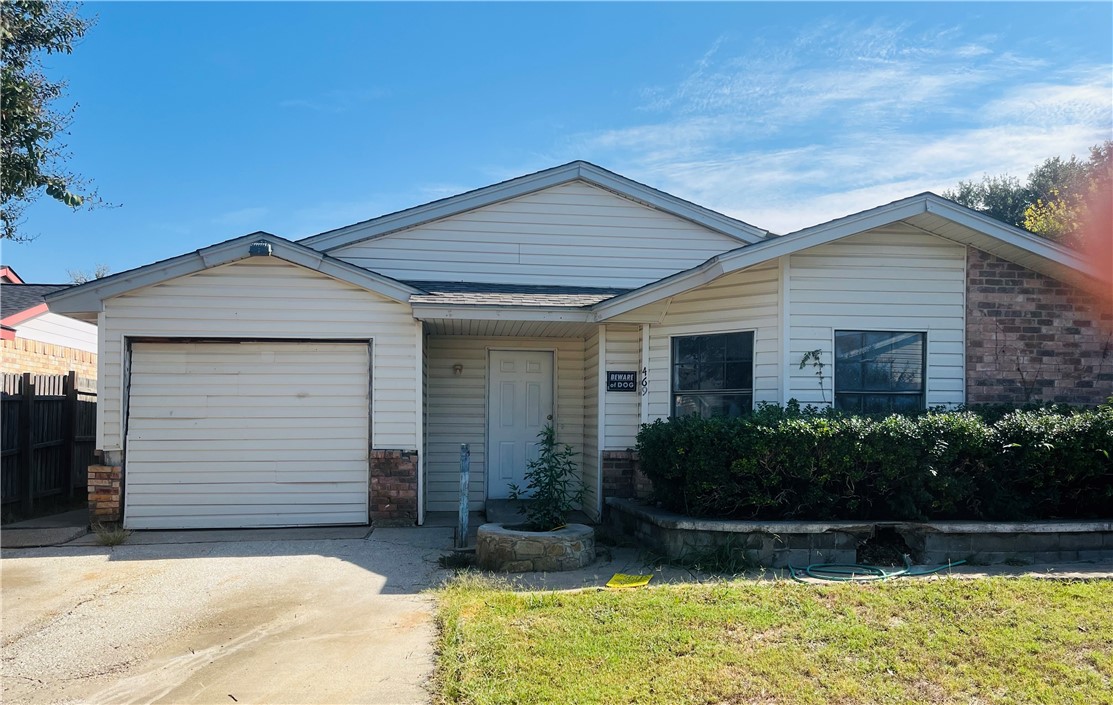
[
  {"x1": 19, "y1": 373, "x2": 34, "y2": 515},
  {"x1": 62, "y1": 371, "x2": 77, "y2": 499},
  {"x1": 456, "y1": 444, "x2": 470, "y2": 549}
]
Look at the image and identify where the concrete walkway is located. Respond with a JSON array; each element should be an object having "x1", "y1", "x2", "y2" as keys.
[{"x1": 1, "y1": 508, "x2": 89, "y2": 549}]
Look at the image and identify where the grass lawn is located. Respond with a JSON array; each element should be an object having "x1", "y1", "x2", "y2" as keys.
[{"x1": 434, "y1": 576, "x2": 1113, "y2": 705}]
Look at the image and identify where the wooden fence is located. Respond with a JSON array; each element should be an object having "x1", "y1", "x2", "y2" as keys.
[{"x1": 1, "y1": 372, "x2": 97, "y2": 512}]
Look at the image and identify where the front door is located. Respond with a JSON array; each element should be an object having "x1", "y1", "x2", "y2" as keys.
[{"x1": 487, "y1": 350, "x2": 554, "y2": 499}]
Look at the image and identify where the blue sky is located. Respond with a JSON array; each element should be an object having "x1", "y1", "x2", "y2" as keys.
[{"x1": 4, "y1": 1, "x2": 1111, "y2": 282}]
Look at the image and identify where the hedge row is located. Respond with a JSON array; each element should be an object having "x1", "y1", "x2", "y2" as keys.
[{"x1": 635, "y1": 403, "x2": 1113, "y2": 521}]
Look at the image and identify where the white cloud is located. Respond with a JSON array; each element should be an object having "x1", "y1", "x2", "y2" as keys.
[{"x1": 554, "y1": 19, "x2": 1112, "y2": 233}]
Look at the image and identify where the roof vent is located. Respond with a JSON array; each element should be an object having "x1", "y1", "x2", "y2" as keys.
[{"x1": 248, "y1": 240, "x2": 273, "y2": 256}]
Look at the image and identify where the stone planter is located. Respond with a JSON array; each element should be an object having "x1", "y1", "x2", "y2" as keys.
[{"x1": 476, "y1": 523, "x2": 595, "y2": 572}]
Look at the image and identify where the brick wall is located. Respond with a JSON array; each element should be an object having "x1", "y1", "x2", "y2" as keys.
[
  {"x1": 88, "y1": 465, "x2": 122, "y2": 523},
  {"x1": 370, "y1": 449, "x2": 418, "y2": 526},
  {"x1": 601, "y1": 450, "x2": 653, "y2": 502},
  {"x1": 966, "y1": 248, "x2": 1113, "y2": 405},
  {"x1": 1, "y1": 338, "x2": 97, "y2": 380}
]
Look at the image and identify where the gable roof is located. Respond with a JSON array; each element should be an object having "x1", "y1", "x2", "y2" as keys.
[
  {"x1": 1, "y1": 265, "x2": 25, "y2": 284},
  {"x1": 594, "y1": 192, "x2": 1102, "y2": 320},
  {"x1": 45, "y1": 232, "x2": 424, "y2": 317},
  {"x1": 1, "y1": 283, "x2": 69, "y2": 319},
  {"x1": 299, "y1": 161, "x2": 770, "y2": 251}
]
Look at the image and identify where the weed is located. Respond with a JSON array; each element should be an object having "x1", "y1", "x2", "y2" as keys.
[{"x1": 92, "y1": 522, "x2": 130, "y2": 546}]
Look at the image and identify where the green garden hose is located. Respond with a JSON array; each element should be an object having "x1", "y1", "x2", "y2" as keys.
[{"x1": 788, "y1": 554, "x2": 966, "y2": 583}]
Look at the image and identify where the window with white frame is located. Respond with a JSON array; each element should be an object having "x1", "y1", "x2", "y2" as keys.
[
  {"x1": 671, "y1": 331, "x2": 754, "y2": 418},
  {"x1": 834, "y1": 330, "x2": 926, "y2": 413}
]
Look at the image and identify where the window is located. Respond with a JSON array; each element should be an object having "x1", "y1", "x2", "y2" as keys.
[
  {"x1": 834, "y1": 331, "x2": 925, "y2": 413},
  {"x1": 671, "y1": 331, "x2": 754, "y2": 418}
]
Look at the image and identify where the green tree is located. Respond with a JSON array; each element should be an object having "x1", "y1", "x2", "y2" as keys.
[
  {"x1": 1, "y1": 1, "x2": 98, "y2": 241},
  {"x1": 942, "y1": 141, "x2": 1112, "y2": 249}
]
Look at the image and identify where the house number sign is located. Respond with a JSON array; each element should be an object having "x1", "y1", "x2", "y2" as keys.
[{"x1": 606, "y1": 370, "x2": 638, "y2": 392}]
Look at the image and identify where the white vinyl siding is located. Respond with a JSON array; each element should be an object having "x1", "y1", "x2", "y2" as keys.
[
  {"x1": 603, "y1": 325, "x2": 641, "y2": 449},
  {"x1": 423, "y1": 336, "x2": 585, "y2": 513},
  {"x1": 125, "y1": 342, "x2": 370, "y2": 529},
  {"x1": 17, "y1": 312, "x2": 98, "y2": 353},
  {"x1": 97, "y1": 258, "x2": 417, "y2": 452},
  {"x1": 330, "y1": 182, "x2": 744, "y2": 288},
  {"x1": 788, "y1": 227, "x2": 966, "y2": 408},
  {"x1": 618, "y1": 263, "x2": 781, "y2": 421},
  {"x1": 581, "y1": 329, "x2": 600, "y2": 519}
]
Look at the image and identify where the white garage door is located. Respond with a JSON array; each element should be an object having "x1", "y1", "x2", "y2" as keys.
[{"x1": 124, "y1": 342, "x2": 370, "y2": 529}]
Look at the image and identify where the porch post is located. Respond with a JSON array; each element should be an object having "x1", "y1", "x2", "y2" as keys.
[{"x1": 415, "y1": 320, "x2": 425, "y2": 525}]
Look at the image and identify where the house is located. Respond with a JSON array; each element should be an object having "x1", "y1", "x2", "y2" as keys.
[
  {"x1": 44, "y1": 162, "x2": 1111, "y2": 530},
  {"x1": 1, "y1": 266, "x2": 97, "y2": 381}
]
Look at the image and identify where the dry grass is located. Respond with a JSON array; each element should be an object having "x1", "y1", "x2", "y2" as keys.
[{"x1": 434, "y1": 575, "x2": 1113, "y2": 705}]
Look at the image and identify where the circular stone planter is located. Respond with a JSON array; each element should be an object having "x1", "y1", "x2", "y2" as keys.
[{"x1": 475, "y1": 523, "x2": 595, "y2": 572}]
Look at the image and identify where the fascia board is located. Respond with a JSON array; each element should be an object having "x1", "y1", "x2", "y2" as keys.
[
  {"x1": 594, "y1": 260, "x2": 726, "y2": 320},
  {"x1": 410, "y1": 304, "x2": 595, "y2": 323},
  {"x1": 0, "y1": 303, "x2": 49, "y2": 327},
  {"x1": 576, "y1": 164, "x2": 767, "y2": 242},
  {"x1": 595, "y1": 199, "x2": 931, "y2": 320},
  {"x1": 47, "y1": 234, "x2": 422, "y2": 314},
  {"x1": 304, "y1": 168, "x2": 582, "y2": 250},
  {"x1": 923, "y1": 198, "x2": 1097, "y2": 278},
  {"x1": 304, "y1": 162, "x2": 768, "y2": 251}
]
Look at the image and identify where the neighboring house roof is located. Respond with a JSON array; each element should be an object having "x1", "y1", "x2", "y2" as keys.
[
  {"x1": 45, "y1": 232, "x2": 425, "y2": 318},
  {"x1": 1, "y1": 265, "x2": 25, "y2": 284},
  {"x1": 405, "y1": 281, "x2": 631, "y2": 308},
  {"x1": 1, "y1": 283, "x2": 69, "y2": 325},
  {"x1": 593, "y1": 192, "x2": 1101, "y2": 320},
  {"x1": 299, "y1": 160, "x2": 770, "y2": 251}
]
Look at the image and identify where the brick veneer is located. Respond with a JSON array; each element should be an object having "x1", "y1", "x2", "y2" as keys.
[
  {"x1": 1, "y1": 338, "x2": 97, "y2": 379},
  {"x1": 88, "y1": 465, "x2": 122, "y2": 523},
  {"x1": 370, "y1": 449, "x2": 418, "y2": 526},
  {"x1": 601, "y1": 450, "x2": 653, "y2": 502},
  {"x1": 966, "y1": 248, "x2": 1113, "y2": 405}
]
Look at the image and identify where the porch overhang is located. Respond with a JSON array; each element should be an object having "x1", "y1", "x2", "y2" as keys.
[{"x1": 412, "y1": 304, "x2": 596, "y2": 337}]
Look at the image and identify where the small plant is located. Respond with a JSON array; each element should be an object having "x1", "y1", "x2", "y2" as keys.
[
  {"x1": 799, "y1": 349, "x2": 828, "y2": 404},
  {"x1": 92, "y1": 522, "x2": 130, "y2": 546},
  {"x1": 508, "y1": 424, "x2": 586, "y2": 531}
]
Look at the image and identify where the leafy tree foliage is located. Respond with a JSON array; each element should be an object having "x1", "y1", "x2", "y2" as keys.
[
  {"x1": 1, "y1": 1, "x2": 98, "y2": 241},
  {"x1": 942, "y1": 141, "x2": 1112, "y2": 249}
]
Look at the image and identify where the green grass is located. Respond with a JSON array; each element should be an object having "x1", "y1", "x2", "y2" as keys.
[{"x1": 434, "y1": 575, "x2": 1113, "y2": 705}]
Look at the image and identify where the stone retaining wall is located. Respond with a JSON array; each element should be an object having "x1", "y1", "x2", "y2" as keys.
[
  {"x1": 607, "y1": 498, "x2": 1113, "y2": 567},
  {"x1": 476, "y1": 523, "x2": 595, "y2": 572}
]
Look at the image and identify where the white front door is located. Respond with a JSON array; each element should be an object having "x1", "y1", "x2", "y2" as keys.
[{"x1": 487, "y1": 350, "x2": 554, "y2": 499}]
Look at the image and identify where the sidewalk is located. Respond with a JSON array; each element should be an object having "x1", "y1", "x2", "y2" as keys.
[{"x1": 1, "y1": 508, "x2": 89, "y2": 549}]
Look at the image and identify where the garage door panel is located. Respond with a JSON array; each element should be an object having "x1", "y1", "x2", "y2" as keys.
[
  {"x1": 128, "y1": 426, "x2": 369, "y2": 442},
  {"x1": 125, "y1": 342, "x2": 371, "y2": 529},
  {"x1": 125, "y1": 511, "x2": 369, "y2": 530},
  {"x1": 128, "y1": 469, "x2": 367, "y2": 484},
  {"x1": 126, "y1": 491, "x2": 366, "y2": 506},
  {"x1": 125, "y1": 436, "x2": 367, "y2": 454},
  {"x1": 127, "y1": 416, "x2": 369, "y2": 432}
]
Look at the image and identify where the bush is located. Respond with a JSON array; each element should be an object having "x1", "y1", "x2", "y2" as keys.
[{"x1": 635, "y1": 404, "x2": 1113, "y2": 521}]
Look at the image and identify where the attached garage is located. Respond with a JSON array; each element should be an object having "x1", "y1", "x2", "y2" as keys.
[{"x1": 124, "y1": 341, "x2": 371, "y2": 529}]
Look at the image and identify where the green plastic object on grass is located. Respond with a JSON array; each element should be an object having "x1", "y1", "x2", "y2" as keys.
[{"x1": 788, "y1": 555, "x2": 966, "y2": 583}]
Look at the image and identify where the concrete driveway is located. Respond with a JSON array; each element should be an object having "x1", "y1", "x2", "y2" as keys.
[{"x1": 1, "y1": 527, "x2": 452, "y2": 705}]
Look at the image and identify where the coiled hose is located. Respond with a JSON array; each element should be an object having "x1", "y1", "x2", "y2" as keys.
[{"x1": 788, "y1": 554, "x2": 966, "y2": 583}]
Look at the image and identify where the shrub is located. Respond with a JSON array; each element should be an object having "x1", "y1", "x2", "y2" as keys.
[
  {"x1": 635, "y1": 405, "x2": 1112, "y2": 521},
  {"x1": 508, "y1": 424, "x2": 586, "y2": 530}
]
